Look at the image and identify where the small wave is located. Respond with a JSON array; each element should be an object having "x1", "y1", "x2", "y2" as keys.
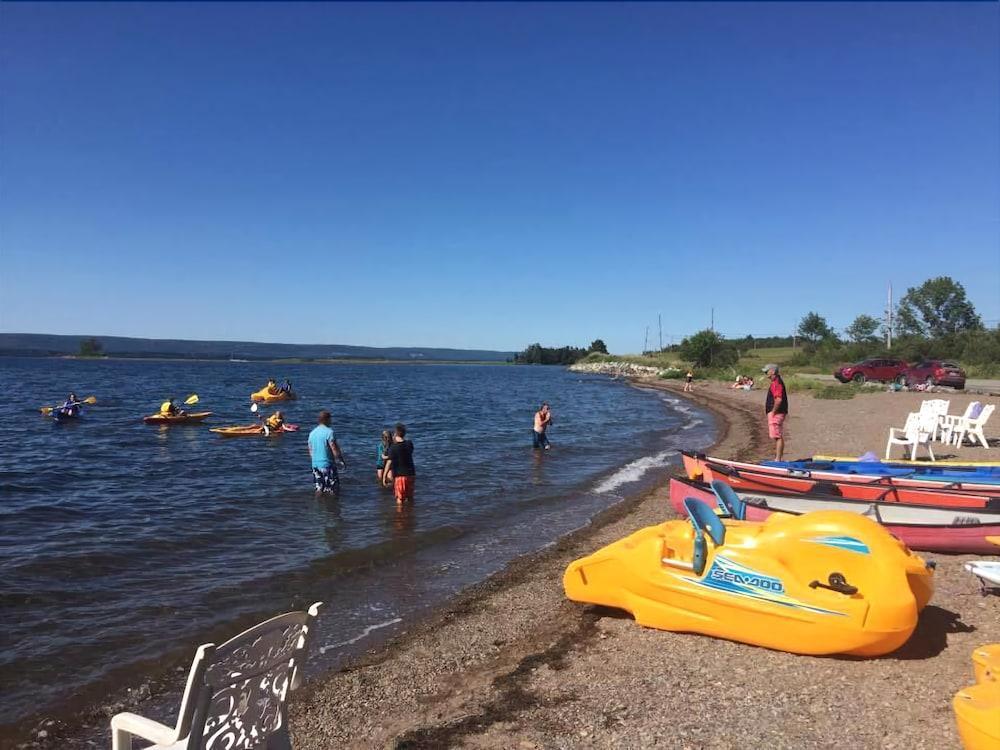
[
  {"x1": 593, "y1": 450, "x2": 677, "y2": 494},
  {"x1": 681, "y1": 419, "x2": 704, "y2": 431},
  {"x1": 319, "y1": 617, "x2": 403, "y2": 654}
]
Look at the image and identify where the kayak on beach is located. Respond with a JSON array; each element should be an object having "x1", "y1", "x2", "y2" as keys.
[
  {"x1": 953, "y1": 644, "x2": 1000, "y2": 750},
  {"x1": 809, "y1": 456, "x2": 1000, "y2": 470},
  {"x1": 682, "y1": 451, "x2": 1000, "y2": 494},
  {"x1": 565, "y1": 494, "x2": 933, "y2": 656},
  {"x1": 142, "y1": 411, "x2": 213, "y2": 425},
  {"x1": 670, "y1": 476, "x2": 1000, "y2": 554},
  {"x1": 210, "y1": 423, "x2": 299, "y2": 437},
  {"x1": 765, "y1": 459, "x2": 1000, "y2": 482}
]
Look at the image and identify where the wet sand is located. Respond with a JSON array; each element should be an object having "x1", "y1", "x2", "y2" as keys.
[{"x1": 289, "y1": 380, "x2": 1000, "y2": 749}]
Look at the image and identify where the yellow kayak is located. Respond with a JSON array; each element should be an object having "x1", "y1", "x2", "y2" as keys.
[
  {"x1": 564, "y1": 500, "x2": 933, "y2": 657},
  {"x1": 954, "y1": 644, "x2": 1000, "y2": 750},
  {"x1": 814, "y1": 454, "x2": 1000, "y2": 467},
  {"x1": 250, "y1": 385, "x2": 296, "y2": 403}
]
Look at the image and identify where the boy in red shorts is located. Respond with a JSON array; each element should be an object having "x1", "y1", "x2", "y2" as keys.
[
  {"x1": 383, "y1": 422, "x2": 416, "y2": 503},
  {"x1": 762, "y1": 364, "x2": 789, "y2": 461}
]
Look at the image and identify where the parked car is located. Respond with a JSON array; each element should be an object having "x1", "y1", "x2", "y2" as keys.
[
  {"x1": 900, "y1": 360, "x2": 967, "y2": 389},
  {"x1": 833, "y1": 358, "x2": 908, "y2": 384}
]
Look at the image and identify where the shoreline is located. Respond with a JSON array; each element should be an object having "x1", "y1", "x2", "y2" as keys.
[{"x1": 285, "y1": 378, "x2": 763, "y2": 748}]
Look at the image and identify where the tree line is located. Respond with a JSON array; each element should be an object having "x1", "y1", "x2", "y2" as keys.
[
  {"x1": 514, "y1": 339, "x2": 608, "y2": 365},
  {"x1": 675, "y1": 276, "x2": 997, "y2": 369}
]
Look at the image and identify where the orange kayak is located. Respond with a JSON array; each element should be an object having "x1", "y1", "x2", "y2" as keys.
[
  {"x1": 210, "y1": 423, "x2": 299, "y2": 437},
  {"x1": 142, "y1": 411, "x2": 212, "y2": 425}
]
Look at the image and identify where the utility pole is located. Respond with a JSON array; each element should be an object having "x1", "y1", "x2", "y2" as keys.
[
  {"x1": 643, "y1": 326, "x2": 649, "y2": 354},
  {"x1": 710, "y1": 307, "x2": 714, "y2": 332},
  {"x1": 887, "y1": 282, "x2": 893, "y2": 350},
  {"x1": 658, "y1": 314, "x2": 663, "y2": 351}
]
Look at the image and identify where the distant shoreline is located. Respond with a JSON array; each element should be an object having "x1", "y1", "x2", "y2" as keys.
[{"x1": 2, "y1": 354, "x2": 517, "y2": 366}]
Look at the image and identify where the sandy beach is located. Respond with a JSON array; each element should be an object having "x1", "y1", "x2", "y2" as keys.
[{"x1": 289, "y1": 379, "x2": 1000, "y2": 749}]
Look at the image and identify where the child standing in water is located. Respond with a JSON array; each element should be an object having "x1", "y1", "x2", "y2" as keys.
[{"x1": 376, "y1": 429, "x2": 393, "y2": 485}]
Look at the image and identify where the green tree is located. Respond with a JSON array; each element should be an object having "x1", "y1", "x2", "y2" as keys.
[
  {"x1": 78, "y1": 337, "x2": 103, "y2": 357},
  {"x1": 589, "y1": 339, "x2": 609, "y2": 354},
  {"x1": 796, "y1": 312, "x2": 835, "y2": 345},
  {"x1": 844, "y1": 314, "x2": 881, "y2": 344},
  {"x1": 896, "y1": 276, "x2": 983, "y2": 337},
  {"x1": 678, "y1": 329, "x2": 737, "y2": 367}
]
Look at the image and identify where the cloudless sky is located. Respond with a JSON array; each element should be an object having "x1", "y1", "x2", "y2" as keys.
[{"x1": 2, "y1": 2, "x2": 998, "y2": 353}]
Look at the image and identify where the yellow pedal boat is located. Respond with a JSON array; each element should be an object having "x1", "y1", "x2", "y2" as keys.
[
  {"x1": 954, "y1": 644, "x2": 1000, "y2": 750},
  {"x1": 250, "y1": 385, "x2": 296, "y2": 403},
  {"x1": 563, "y1": 497, "x2": 934, "y2": 656}
]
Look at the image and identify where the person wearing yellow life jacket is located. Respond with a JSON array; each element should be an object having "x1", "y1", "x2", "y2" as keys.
[
  {"x1": 265, "y1": 411, "x2": 284, "y2": 433},
  {"x1": 160, "y1": 398, "x2": 185, "y2": 417},
  {"x1": 266, "y1": 378, "x2": 279, "y2": 395}
]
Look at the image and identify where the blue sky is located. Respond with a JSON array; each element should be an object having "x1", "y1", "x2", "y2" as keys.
[{"x1": 2, "y1": 3, "x2": 997, "y2": 353}]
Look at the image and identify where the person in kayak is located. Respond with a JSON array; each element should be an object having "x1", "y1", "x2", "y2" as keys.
[
  {"x1": 265, "y1": 410, "x2": 285, "y2": 433},
  {"x1": 383, "y1": 423, "x2": 415, "y2": 503},
  {"x1": 308, "y1": 410, "x2": 345, "y2": 494},
  {"x1": 762, "y1": 363, "x2": 789, "y2": 461},
  {"x1": 376, "y1": 429, "x2": 393, "y2": 485},
  {"x1": 59, "y1": 393, "x2": 82, "y2": 418},
  {"x1": 278, "y1": 379, "x2": 292, "y2": 395},
  {"x1": 160, "y1": 398, "x2": 185, "y2": 417},
  {"x1": 266, "y1": 378, "x2": 279, "y2": 395}
]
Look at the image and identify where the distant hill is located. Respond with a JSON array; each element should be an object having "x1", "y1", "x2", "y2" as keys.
[{"x1": 0, "y1": 333, "x2": 514, "y2": 362}]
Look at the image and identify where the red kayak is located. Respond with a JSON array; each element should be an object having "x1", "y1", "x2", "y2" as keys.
[
  {"x1": 701, "y1": 461, "x2": 997, "y2": 509},
  {"x1": 669, "y1": 476, "x2": 1000, "y2": 554},
  {"x1": 682, "y1": 451, "x2": 1000, "y2": 496}
]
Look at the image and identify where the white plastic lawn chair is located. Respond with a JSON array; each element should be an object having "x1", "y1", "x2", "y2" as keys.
[
  {"x1": 950, "y1": 404, "x2": 995, "y2": 448},
  {"x1": 111, "y1": 602, "x2": 322, "y2": 750},
  {"x1": 915, "y1": 399, "x2": 950, "y2": 442},
  {"x1": 940, "y1": 402, "x2": 980, "y2": 445},
  {"x1": 885, "y1": 412, "x2": 937, "y2": 461}
]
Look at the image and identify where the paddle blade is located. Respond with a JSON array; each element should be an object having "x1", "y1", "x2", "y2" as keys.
[
  {"x1": 250, "y1": 403, "x2": 259, "y2": 413},
  {"x1": 184, "y1": 394, "x2": 199, "y2": 405},
  {"x1": 987, "y1": 536, "x2": 1000, "y2": 548},
  {"x1": 40, "y1": 406, "x2": 54, "y2": 414},
  {"x1": 83, "y1": 396, "x2": 97, "y2": 404}
]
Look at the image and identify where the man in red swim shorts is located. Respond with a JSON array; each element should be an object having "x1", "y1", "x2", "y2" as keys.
[
  {"x1": 762, "y1": 364, "x2": 789, "y2": 461},
  {"x1": 383, "y1": 422, "x2": 416, "y2": 503}
]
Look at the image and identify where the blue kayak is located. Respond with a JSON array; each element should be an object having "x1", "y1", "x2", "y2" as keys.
[{"x1": 765, "y1": 459, "x2": 1000, "y2": 481}]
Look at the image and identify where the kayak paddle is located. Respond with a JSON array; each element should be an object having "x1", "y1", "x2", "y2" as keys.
[
  {"x1": 41, "y1": 395, "x2": 97, "y2": 414},
  {"x1": 184, "y1": 394, "x2": 199, "y2": 405}
]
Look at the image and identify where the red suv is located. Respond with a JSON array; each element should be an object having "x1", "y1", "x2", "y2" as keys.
[
  {"x1": 833, "y1": 358, "x2": 908, "y2": 384},
  {"x1": 900, "y1": 360, "x2": 967, "y2": 389}
]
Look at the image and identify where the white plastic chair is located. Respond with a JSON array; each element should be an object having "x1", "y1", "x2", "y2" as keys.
[
  {"x1": 914, "y1": 399, "x2": 950, "y2": 442},
  {"x1": 951, "y1": 404, "x2": 995, "y2": 448},
  {"x1": 111, "y1": 602, "x2": 322, "y2": 750},
  {"x1": 885, "y1": 412, "x2": 937, "y2": 461},
  {"x1": 940, "y1": 402, "x2": 979, "y2": 445}
]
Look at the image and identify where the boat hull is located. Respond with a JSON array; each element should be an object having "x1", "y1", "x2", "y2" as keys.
[{"x1": 670, "y1": 477, "x2": 1000, "y2": 554}]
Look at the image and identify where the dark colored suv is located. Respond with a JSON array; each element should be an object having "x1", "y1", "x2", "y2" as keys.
[
  {"x1": 900, "y1": 360, "x2": 967, "y2": 389},
  {"x1": 833, "y1": 358, "x2": 908, "y2": 384}
]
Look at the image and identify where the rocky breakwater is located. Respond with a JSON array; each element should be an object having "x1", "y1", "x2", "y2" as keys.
[{"x1": 569, "y1": 361, "x2": 678, "y2": 378}]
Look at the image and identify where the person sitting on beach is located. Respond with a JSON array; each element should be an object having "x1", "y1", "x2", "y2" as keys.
[
  {"x1": 376, "y1": 429, "x2": 393, "y2": 485},
  {"x1": 732, "y1": 376, "x2": 745, "y2": 389},
  {"x1": 265, "y1": 410, "x2": 285, "y2": 433}
]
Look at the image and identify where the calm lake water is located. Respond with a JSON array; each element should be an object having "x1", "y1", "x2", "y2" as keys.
[{"x1": 0, "y1": 357, "x2": 714, "y2": 736}]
